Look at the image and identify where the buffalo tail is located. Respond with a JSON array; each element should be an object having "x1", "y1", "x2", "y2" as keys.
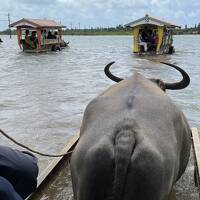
[{"x1": 113, "y1": 123, "x2": 136, "y2": 200}]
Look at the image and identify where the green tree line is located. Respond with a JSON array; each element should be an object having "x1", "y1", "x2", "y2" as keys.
[{"x1": 1, "y1": 23, "x2": 200, "y2": 36}]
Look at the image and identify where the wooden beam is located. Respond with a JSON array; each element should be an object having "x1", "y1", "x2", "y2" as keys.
[
  {"x1": 26, "y1": 133, "x2": 79, "y2": 200},
  {"x1": 169, "y1": 191, "x2": 176, "y2": 200},
  {"x1": 191, "y1": 127, "x2": 200, "y2": 196},
  {"x1": 38, "y1": 133, "x2": 79, "y2": 185}
]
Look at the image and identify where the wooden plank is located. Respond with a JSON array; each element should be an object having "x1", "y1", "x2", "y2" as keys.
[
  {"x1": 43, "y1": 39, "x2": 60, "y2": 45},
  {"x1": 37, "y1": 133, "x2": 79, "y2": 186},
  {"x1": 37, "y1": 134, "x2": 79, "y2": 187},
  {"x1": 169, "y1": 191, "x2": 176, "y2": 200},
  {"x1": 191, "y1": 127, "x2": 200, "y2": 195},
  {"x1": 26, "y1": 133, "x2": 79, "y2": 200}
]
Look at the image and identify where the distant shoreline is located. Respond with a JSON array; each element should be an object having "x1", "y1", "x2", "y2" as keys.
[
  {"x1": 0, "y1": 30, "x2": 200, "y2": 36},
  {"x1": 1, "y1": 33, "x2": 200, "y2": 36}
]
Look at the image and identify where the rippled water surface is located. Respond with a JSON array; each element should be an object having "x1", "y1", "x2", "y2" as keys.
[{"x1": 0, "y1": 35, "x2": 200, "y2": 199}]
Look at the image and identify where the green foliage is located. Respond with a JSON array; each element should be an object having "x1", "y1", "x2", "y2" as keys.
[
  {"x1": 174, "y1": 28, "x2": 199, "y2": 35},
  {"x1": 0, "y1": 24, "x2": 200, "y2": 35},
  {"x1": 174, "y1": 23, "x2": 200, "y2": 35},
  {"x1": 0, "y1": 29, "x2": 16, "y2": 35},
  {"x1": 62, "y1": 25, "x2": 132, "y2": 35}
]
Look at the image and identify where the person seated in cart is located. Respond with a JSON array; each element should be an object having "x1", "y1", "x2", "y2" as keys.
[
  {"x1": 47, "y1": 31, "x2": 54, "y2": 39},
  {"x1": 0, "y1": 145, "x2": 38, "y2": 200},
  {"x1": 23, "y1": 30, "x2": 30, "y2": 49},
  {"x1": 25, "y1": 30, "x2": 29, "y2": 40},
  {"x1": 29, "y1": 31, "x2": 37, "y2": 48},
  {"x1": 163, "y1": 28, "x2": 169, "y2": 46},
  {"x1": 23, "y1": 31, "x2": 37, "y2": 49},
  {"x1": 150, "y1": 30, "x2": 158, "y2": 51},
  {"x1": 138, "y1": 30, "x2": 148, "y2": 52},
  {"x1": 53, "y1": 31, "x2": 58, "y2": 39},
  {"x1": 41, "y1": 29, "x2": 47, "y2": 39}
]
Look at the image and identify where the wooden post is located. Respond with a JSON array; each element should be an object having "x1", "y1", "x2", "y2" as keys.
[
  {"x1": 156, "y1": 26, "x2": 164, "y2": 54},
  {"x1": 16, "y1": 28, "x2": 22, "y2": 49},
  {"x1": 36, "y1": 29, "x2": 41, "y2": 49},
  {"x1": 133, "y1": 27, "x2": 139, "y2": 53},
  {"x1": 8, "y1": 13, "x2": 11, "y2": 39}
]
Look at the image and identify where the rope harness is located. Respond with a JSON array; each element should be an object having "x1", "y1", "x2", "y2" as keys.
[{"x1": 0, "y1": 129, "x2": 73, "y2": 157}]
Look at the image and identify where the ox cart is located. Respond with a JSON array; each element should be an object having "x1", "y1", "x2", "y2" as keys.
[
  {"x1": 9, "y1": 18, "x2": 69, "y2": 53},
  {"x1": 125, "y1": 14, "x2": 180, "y2": 55},
  {"x1": 26, "y1": 128, "x2": 199, "y2": 200}
]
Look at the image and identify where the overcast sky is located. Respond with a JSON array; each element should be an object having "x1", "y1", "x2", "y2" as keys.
[{"x1": 0, "y1": 0, "x2": 200, "y2": 30}]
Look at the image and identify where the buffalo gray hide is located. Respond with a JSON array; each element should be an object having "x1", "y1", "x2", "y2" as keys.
[{"x1": 70, "y1": 64, "x2": 191, "y2": 200}]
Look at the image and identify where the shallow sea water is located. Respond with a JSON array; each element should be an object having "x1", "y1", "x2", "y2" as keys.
[{"x1": 0, "y1": 34, "x2": 200, "y2": 199}]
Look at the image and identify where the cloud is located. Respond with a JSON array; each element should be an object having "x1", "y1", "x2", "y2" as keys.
[{"x1": 0, "y1": 0, "x2": 199, "y2": 30}]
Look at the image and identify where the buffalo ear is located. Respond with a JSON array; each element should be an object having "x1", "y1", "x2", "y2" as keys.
[
  {"x1": 150, "y1": 79, "x2": 166, "y2": 91},
  {"x1": 156, "y1": 79, "x2": 166, "y2": 91}
]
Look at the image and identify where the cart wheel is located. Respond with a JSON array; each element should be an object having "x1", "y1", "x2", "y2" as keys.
[{"x1": 168, "y1": 46, "x2": 175, "y2": 54}]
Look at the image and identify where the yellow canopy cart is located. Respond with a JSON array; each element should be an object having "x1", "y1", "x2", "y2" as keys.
[{"x1": 125, "y1": 14, "x2": 180, "y2": 55}]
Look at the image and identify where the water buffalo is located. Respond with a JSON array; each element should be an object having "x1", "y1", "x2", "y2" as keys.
[{"x1": 70, "y1": 62, "x2": 191, "y2": 200}]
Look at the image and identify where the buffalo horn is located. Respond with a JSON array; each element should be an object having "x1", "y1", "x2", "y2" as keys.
[
  {"x1": 160, "y1": 62, "x2": 190, "y2": 90},
  {"x1": 104, "y1": 61, "x2": 122, "y2": 82},
  {"x1": 104, "y1": 61, "x2": 190, "y2": 90}
]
